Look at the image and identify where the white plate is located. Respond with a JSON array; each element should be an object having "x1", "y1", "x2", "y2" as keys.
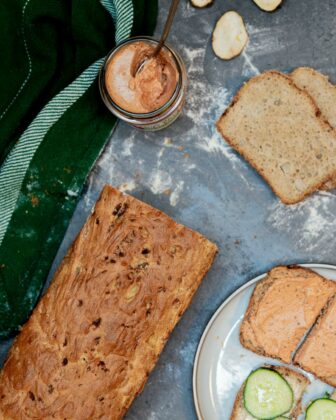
[{"x1": 193, "y1": 264, "x2": 336, "y2": 420}]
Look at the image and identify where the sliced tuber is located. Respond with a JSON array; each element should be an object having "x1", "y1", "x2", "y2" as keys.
[
  {"x1": 212, "y1": 11, "x2": 249, "y2": 60},
  {"x1": 252, "y1": 0, "x2": 282, "y2": 12},
  {"x1": 190, "y1": 0, "x2": 213, "y2": 8}
]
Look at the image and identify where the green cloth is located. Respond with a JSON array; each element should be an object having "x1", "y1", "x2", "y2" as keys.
[{"x1": 0, "y1": 0, "x2": 158, "y2": 338}]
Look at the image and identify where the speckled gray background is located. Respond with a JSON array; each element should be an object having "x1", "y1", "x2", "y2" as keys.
[{"x1": 1, "y1": 0, "x2": 336, "y2": 418}]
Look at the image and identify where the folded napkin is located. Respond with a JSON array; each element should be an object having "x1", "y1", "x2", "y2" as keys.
[{"x1": 0, "y1": 0, "x2": 157, "y2": 337}]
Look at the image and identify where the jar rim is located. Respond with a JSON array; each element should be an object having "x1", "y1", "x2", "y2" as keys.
[{"x1": 99, "y1": 36, "x2": 184, "y2": 119}]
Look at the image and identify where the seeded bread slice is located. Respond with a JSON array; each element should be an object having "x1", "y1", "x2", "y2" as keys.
[
  {"x1": 240, "y1": 266, "x2": 336, "y2": 364},
  {"x1": 230, "y1": 365, "x2": 310, "y2": 420},
  {"x1": 291, "y1": 67, "x2": 336, "y2": 129},
  {"x1": 291, "y1": 67, "x2": 336, "y2": 190},
  {"x1": 294, "y1": 294, "x2": 336, "y2": 387},
  {"x1": 217, "y1": 71, "x2": 336, "y2": 204}
]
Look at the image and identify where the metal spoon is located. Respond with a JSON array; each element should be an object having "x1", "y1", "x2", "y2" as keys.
[{"x1": 133, "y1": 0, "x2": 181, "y2": 75}]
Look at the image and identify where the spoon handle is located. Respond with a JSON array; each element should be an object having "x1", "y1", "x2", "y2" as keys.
[{"x1": 153, "y1": 0, "x2": 181, "y2": 56}]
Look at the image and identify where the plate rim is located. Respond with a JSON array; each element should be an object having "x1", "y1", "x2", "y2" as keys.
[{"x1": 192, "y1": 263, "x2": 336, "y2": 420}]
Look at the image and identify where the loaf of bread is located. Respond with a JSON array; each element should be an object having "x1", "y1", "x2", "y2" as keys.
[
  {"x1": 217, "y1": 71, "x2": 336, "y2": 204},
  {"x1": 240, "y1": 266, "x2": 336, "y2": 364},
  {"x1": 0, "y1": 185, "x2": 217, "y2": 419}
]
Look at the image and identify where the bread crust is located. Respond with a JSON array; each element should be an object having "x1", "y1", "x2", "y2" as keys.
[
  {"x1": 216, "y1": 70, "x2": 336, "y2": 204},
  {"x1": 239, "y1": 273, "x2": 277, "y2": 359},
  {"x1": 292, "y1": 66, "x2": 330, "y2": 80},
  {"x1": 0, "y1": 185, "x2": 217, "y2": 419},
  {"x1": 230, "y1": 365, "x2": 310, "y2": 420},
  {"x1": 240, "y1": 265, "x2": 336, "y2": 364},
  {"x1": 230, "y1": 385, "x2": 246, "y2": 420}
]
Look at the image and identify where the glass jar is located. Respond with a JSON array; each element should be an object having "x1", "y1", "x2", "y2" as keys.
[{"x1": 99, "y1": 36, "x2": 187, "y2": 131}]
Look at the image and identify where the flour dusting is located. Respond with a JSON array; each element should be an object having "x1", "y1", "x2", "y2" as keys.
[
  {"x1": 120, "y1": 136, "x2": 135, "y2": 157},
  {"x1": 268, "y1": 192, "x2": 336, "y2": 251},
  {"x1": 245, "y1": 24, "x2": 288, "y2": 56},
  {"x1": 144, "y1": 146, "x2": 191, "y2": 206},
  {"x1": 182, "y1": 45, "x2": 245, "y2": 169},
  {"x1": 81, "y1": 126, "x2": 192, "y2": 208},
  {"x1": 198, "y1": 130, "x2": 240, "y2": 163},
  {"x1": 170, "y1": 181, "x2": 184, "y2": 206},
  {"x1": 163, "y1": 137, "x2": 184, "y2": 150},
  {"x1": 148, "y1": 170, "x2": 173, "y2": 195},
  {"x1": 118, "y1": 180, "x2": 137, "y2": 193},
  {"x1": 242, "y1": 50, "x2": 261, "y2": 77}
]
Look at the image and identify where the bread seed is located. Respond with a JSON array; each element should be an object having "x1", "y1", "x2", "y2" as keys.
[{"x1": 125, "y1": 284, "x2": 140, "y2": 301}]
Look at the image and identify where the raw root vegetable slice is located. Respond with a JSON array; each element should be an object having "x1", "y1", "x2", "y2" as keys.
[
  {"x1": 212, "y1": 11, "x2": 248, "y2": 60},
  {"x1": 253, "y1": 0, "x2": 282, "y2": 12},
  {"x1": 190, "y1": 0, "x2": 213, "y2": 8}
]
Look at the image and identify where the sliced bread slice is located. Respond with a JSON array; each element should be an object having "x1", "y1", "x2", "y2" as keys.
[
  {"x1": 291, "y1": 67, "x2": 336, "y2": 190},
  {"x1": 294, "y1": 294, "x2": 336, "y2": 387},
  {"x1": 230, "y1": 365, "x2": 310, "y2": 420},
  {"x1": 217, "y1": 71, "x2": 336, "y2": 204},
  {"x1": 240, "y1": 266, "x2": 336, "y2": 364},
  {"x1": 291, "y1": 67, "x2": 336, "y2": 129}
]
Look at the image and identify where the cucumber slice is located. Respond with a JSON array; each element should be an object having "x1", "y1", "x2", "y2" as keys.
[
  {"x1": 306, "y1": 398, "x2": 336, "y2": 419},
  {"x1": 243, "y1": 368, "x2": 294, "y2": 419}
]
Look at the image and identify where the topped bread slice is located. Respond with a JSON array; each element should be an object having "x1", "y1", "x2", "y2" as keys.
[
  {"x1": 294, "y1": 294, "x2": 336, "y2": 387},
  {"x1": 217, "y1": 71, "x2": 336, "y2": 204},
  {"x1": 240, "y1": 266, "x2": 336, "y2": 364},
  {"x1": 230, "y1": 365, "x2": 310, "y2": 420},
  {"x1": 291, "y1": 67, "x2": 336, "y2": 190}
]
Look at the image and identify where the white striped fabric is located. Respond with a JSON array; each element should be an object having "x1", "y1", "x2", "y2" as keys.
[
  {"x1": 0, "y1": 0, "x2": 134, "y2": 247},
  {"x1": 101, "y1": 0, "x2": 134, "y2": 45},
  {"x1": 0, "y1": 58, "x2": 104, "y2": 246}
]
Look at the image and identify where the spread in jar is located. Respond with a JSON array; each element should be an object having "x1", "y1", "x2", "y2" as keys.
[{"x1": 105, "y1": 41, "x2": 179, "y2": 114}]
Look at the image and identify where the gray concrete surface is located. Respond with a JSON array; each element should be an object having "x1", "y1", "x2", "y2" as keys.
[{"x1": 1, "y1": 0, "x2": 336, "y2": 418}]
